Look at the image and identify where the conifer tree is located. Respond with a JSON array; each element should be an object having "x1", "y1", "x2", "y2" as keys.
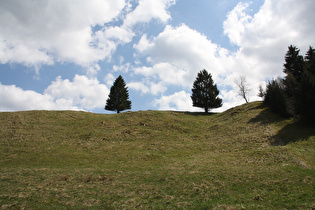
[
  {"x1": 283, "y1": 45, "x2": 304, "y2": 115},
  {"x1": 299, "y1": 46, "x2": 315, "y2": 122},
  {"x1": 283, "y1": 45, "x2": 304, "y2": 82},
  {"x1": 264, "y1": 45, "x2": 315, "y2": 122},
  {"x1": 264, "y1": 78, "x2": 290, "y2": 117},
  {"x1": 191, "y1": 69, "x2": 222, "y2": 113},
  {"x1": 105, "y1": 75, "x2": 131, "y2": 113},
  {"x1": 305, "y1": 46, "x2": 315, "y2": 75}
]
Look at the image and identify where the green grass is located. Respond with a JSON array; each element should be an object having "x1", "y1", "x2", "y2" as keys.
[{"x1": 0, "y1": 101, "x2": 314, "y2": 209}]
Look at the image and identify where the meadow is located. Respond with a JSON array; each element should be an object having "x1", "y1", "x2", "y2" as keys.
[{"x1": 0, "y1": 101, "x2": 314, "y2": 209}]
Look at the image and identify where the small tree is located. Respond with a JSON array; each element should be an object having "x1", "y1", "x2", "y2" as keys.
[
  {"x1": 105, "y1": 75, "x2": 131, "y2": 113},
  {"x1": 191, "y1": 69, "x2": 222, "y2": 113},
  {"x1": 235, "y1": 75, "x2": 251, "y2": 103},
  {"x1": 258, "y1": 84, "x2": 265, "y2": 98}
]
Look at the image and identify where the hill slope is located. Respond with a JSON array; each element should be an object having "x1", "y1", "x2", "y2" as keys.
[{"x1": 0, "y1": 102, "x2": 314, "y2": 209}]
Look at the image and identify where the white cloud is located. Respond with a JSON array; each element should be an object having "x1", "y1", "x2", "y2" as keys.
[
  {"x1": 133, "y1": 62, "x2": 186, "y2": 86},
  {"x1": 0, "y1": 0, "x2": 126, "y2": 71},
  {"x1": 128, "y1": 79, "x2": 167, "y2": 95},
  {"x1": 133, "y1": 66, "x2": 155, "y2": 77},
  {"x1": 0, "y1": 75, "x2": 109, "y2": 111},
  {"x1": 134, "y1": 24, "x2": 229, "y2": 87},
  {"x1": 224, "y1": 0, "x2": 315, "y2": 78},
  {"x1": 123, "y1": 0, "x2": 175, "y2": 27},
  {"x1": 153, "y1": 91, "x2": 199, "y2": 111},
  {"x1": 0, "y1": 83, "x2": 78, "y2": 111},
  {"x1": 102, "y1": 26, "x2": 135, "y2": 44},
  {"x1": 223, "y1": 2, "x2": 252, "y2": 46},
  {"x1": 44, "y1": 75, "x2": 109, "y2": 110},
  {"x1": 128, "y1": 82, "x2": 150, "y2": 94},
  {"x1": 149, "y1": 82, "x2": 167, "y2": 95},
  {"x1": 133, "y1": 34, "x2": 154, "y2": 53},
  {"x1": 104, "y1": 73, "x2": 115, "y2": 86},
  {"x1": 113, "y1": 62, "x2": 131, "y2": 73},
  {"x1": 0, "y1": 0, "x2": 176, "y2": 73}
]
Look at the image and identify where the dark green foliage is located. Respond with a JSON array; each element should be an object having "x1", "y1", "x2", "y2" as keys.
[
  {"x1": 264, "y1": 78, "x2": 290, "y2": 117},
  {"x1": 304, "y1": 46, "x2": 315, "y2": 75},
  {"x1": 283, "y1": 45, "x2": 304, "y2": 82},
  {"x1": 282, "y1": 45, "x2": 303, "y2": 115},
  {"x1": 299, "y1": 46, "x2": 315, "y2": 123},
  {"x1": 258, "y1": 85, "x2": 265, "y2": 98},
  {"x1": 265, "y1": 45, "x2": 315, "y2": 122},
  {"x1": 191, "y1": 69, "x2": 222, "y2": 113},
  {"x1": 105, "y1": 75, "x2": 131, "y2": 113},
  {"x1": 299, "y1": 71, "x2": 315, "y2": 122}
]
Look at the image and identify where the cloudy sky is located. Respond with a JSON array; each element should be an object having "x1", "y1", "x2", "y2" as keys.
[{"x1": 1, "y1": 0, "x2": 314, "y2": 113}]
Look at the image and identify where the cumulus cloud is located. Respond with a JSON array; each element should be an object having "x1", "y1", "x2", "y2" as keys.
[
  {"x1": 223, "y1": 2, "x2": 252, "y2": 46},
  {"x1": 224, "y1": 0, "x2": 315, "y2": 78},
  {"x1": 128, "y1": 79, "x2": 167, "y2": 95},
  {"x1": 134, "y1": 24, "x2": 229, "y2": 87},
  {"x1": 0, "y1": 75, "x2": 109, "y2": 111},
  {"x1": 104, "y1": 73, "x2": 116, "y2": 86},
  {"x1": 128, "y1": 82, "x2": 150, "y2": 94},
  {"x1": 124, "y1": 0, "x2": 175, "y2": 27},
  {"x1": 0, "y1": 83, "x2": 69, "y2": 111},
  {"x1": 153, "y1": 91, "x2": 199, "y2": 111},
  {"x1": 0, "y1": 0, "x2": 176, "y2": 74},
  {"x1": 44, "y1": 75, "x2": 109, "y2": 110},
  {"x1": 0, "y1": 0, "x2": 126, "y2": 72}
]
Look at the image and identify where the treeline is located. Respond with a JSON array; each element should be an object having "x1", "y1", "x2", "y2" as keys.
[{"x1": 263, "y1": 45, "x2": 315, "y2": 123}]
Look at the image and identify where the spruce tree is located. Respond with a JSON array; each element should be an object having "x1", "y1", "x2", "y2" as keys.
[
  {"x1": 191, "y1": 69, "x2": 222, "y2": 113},
  {"x1": 105, "y1": 75, "x2": 131, "y2": 113},
  {"x1": 305, "y1": 46, "x2": 315, "y2": 75},
  {"x1": 299, "y1": 46, "x2": 315, "y2": 123},
  {"x1": 283, "y1": 45, "x2": 304, "y2": 115},
  {"x1": 283, "y1": 45, "x2": 304, "y2": 82}
]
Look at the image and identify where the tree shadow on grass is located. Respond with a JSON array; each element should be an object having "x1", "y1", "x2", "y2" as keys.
[
  {"x1": 271, "y1": 121, "x2": 315, "y2": 145},
  {"x1": 248, "y1": 104, "x2": 285, "y2": 125},
  {"x1": 178, "y1": 111, "x2": 216, "y2": 116},
  {"x1": 248, "y1": 104, "x2": 315, "y2": 145}
]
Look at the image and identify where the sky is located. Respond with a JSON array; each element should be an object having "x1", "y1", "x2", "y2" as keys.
[{"x1": 0, "y1": 0, "x2": 314, "y2": 113}]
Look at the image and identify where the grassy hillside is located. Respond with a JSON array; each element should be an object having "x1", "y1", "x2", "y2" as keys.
[{"x1": 0, "y1": 101, "x2": 314, "y2": 209}]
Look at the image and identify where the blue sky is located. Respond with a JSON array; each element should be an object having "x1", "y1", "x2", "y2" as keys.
[{"x1": 0, "y1": 0, "x2": 314, "y2": 113}]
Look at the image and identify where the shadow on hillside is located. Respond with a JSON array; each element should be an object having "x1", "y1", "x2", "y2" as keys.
[
  {"x1": 179, "y1": 111, "x2": 216, "y2": 116},
  {"x1": 248, "y1": 106, "x2": 285, "y2": 125},
  {"x1": 248, "y1": 106, "x2": 315, "y2": 145},
  {"x1": 271, "y1": 121, "x2": 315, "y2": 146}
]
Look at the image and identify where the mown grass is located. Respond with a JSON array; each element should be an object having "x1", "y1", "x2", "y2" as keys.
[{"x1": 0, "y1": 101, "x2": 314, "y2": 209}]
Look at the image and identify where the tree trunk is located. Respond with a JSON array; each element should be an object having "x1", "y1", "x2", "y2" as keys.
[{"x1": 244, "y1": 96, "x2": 248, "y2": 103}]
